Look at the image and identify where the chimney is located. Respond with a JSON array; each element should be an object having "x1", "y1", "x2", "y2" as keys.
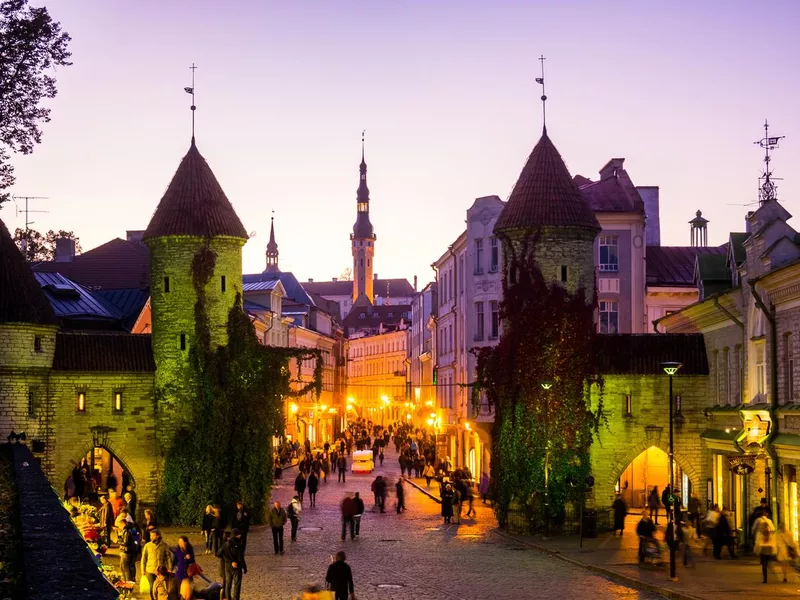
[
  {"x1": 374, "y1": 273, "x2": 378, "y2": 280},
  {"x1": 55, "y1": 237, "x2": 75, "y2": 262},
  {"x1": 414, "y1": 275, "x2": 418, "y2": 291},
  {"x1": 126, "y1": 230, "x2": 144, "y2": 243},
  {"x1": 332, "y1": 277, "x2": 338, "y2": 282},
  {"x1": 638, "y1": 186, "x2": 661, "y2": 246},
  {"x1": 308, "y1": 278, "x2": 314, "y2": 283}
]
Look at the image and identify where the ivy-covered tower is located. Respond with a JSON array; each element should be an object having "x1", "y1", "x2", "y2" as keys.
[
  {"x1": 142, "y1": 138, "x2": 248, "y2": 449},
  {"x1": 494, "y1": 127, "x2": 600, "y2": 300}
]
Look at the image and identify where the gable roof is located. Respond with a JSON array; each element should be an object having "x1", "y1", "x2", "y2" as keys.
[
  {"x1": 32, "y1": 237, "x2": 150, "y2": 290},
  {"x1": 495, "y1": 133, "x2": 600, "y2": 233},
  {"x1": 34, "y1": 272, "x2": 122, "y2": 325},
  {"x1": 595, "y1": 333, "x2": 708, "y2": 375},
  {"x1": 52, "y1": 332, "x2": 155, "y2": 371},
  {"x1": 729, "y1": 232, "x2": 748, "y2": 266},
  {"x1": 303, "y1": 278, "x2": 416, "y2": 298},
  {"x1": 0, "y1": 218, "x2": 58, "y2": 325},
  {"x1": 143, "y1": 140, "x2": 248, "y2": 240},
  {"x1": 242, "y1": 271, "x2": 314, "y2": 306},
  {"x1": 342, "y1": 301, "x2": 411, "y2": 337},
  {"x1": 646, "y1": 245, "x2": 727, "y2": 287},
  {"x1": 578, "y1": 176, "x2": 643, "y2": 213}
]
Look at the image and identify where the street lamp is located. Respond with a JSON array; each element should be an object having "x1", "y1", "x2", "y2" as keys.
[
  {"x1": 661, "y1": 361, "x2": 682, "y2": 582},
  {"x1": 540, "y1": 380, "x2": 553, "y2": 539}
]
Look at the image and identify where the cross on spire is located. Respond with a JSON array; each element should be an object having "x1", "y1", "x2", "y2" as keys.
[
  {"x1": 536, "y1": 55, "x2": 547, "y2": 135},
  {"x1": 184, "y1": 63, "x2": 198, "y2": 144}
]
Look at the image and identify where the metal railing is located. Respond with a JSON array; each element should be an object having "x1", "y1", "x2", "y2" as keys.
[{"x1": 502, "y1": 500, "x2": 613, "y2": 536}]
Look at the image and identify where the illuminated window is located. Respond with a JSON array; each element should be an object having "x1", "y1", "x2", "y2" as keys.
[
  {"x1": 77, "y1": 392, "x2": 86, "y2": 412},
  {"x1": 599, "y1": 300, "x2": 618, "y2": 334},
  {"x1": 599, "y1": 236, "x2": 619, "y2": 272},
  {"x1": 113, "y1": 391, "x2": 123, "y2": 413}
]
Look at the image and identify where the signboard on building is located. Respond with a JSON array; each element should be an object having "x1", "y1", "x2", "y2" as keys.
[{"x1": 729, "y1": 455, "x2": 756, "y2": 475}]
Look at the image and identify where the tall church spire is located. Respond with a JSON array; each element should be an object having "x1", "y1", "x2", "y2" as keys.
[
  {"x1": 351, "y1": 131, "x2": 376, "y2": 303},
  {"x1": 265, "y1": 211, "x2": 279, "y2": 272}
]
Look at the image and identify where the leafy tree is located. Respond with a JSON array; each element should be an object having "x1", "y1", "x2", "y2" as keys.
[
  {"x1": 0, "y1": 0, "x2": 72, "y2": 203},
  {"x1": 473, "y1": 237, "x2": 603, "y2": 529},
  {"x1": 13, "y1": 227, "x2": 81, "y2": 261},
  {"x1": 339, "y1": 266, "x2": 353, "y2": 281}
]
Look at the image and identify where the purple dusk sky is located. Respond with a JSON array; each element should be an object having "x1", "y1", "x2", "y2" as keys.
[{"x1": 3, "y1": 1, "x2": 799, "y2": 285}]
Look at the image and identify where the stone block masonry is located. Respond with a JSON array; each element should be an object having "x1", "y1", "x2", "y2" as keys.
[{"x1": 590, "y1": 374, "x2": 709, "y2": 509}]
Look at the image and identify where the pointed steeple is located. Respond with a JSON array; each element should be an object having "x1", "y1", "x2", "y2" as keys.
[
  {"x1": 353, "y1": 131, "x2": 374, "y2": 238},
  {"x1": 357, "y1": 131, "x2": 370, "y2": 205},
  {"x1": 265, "y1": 214, "x2": 279, "y2": 272},
  {"x1": 495, "y1": 132, "x2": 600, "y2": 234},
  {"x1": 143, "y1": 140, "x2": 248, "y2": 240}
]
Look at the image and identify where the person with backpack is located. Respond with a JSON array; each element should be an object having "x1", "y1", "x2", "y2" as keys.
[
  {"x1": 753, "y1": 511, "x2": 776, "y2": 583},
  {"x1": 288, "y1": 495, "x2": 302, "y2": 542},
  {"x1": 118, "y1": 520, "x2": 137, "y2": 582}
]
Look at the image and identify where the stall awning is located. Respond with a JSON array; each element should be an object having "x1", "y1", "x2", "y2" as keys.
[
  {"x1": 701, "y1": 428, "x2": 740, "y2": 452},
  {"x1": 773, "y1": 433, "x2": 800, "y2": 460}
]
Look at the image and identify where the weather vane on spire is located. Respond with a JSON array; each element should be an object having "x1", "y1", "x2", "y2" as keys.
[
  {"x1": 361, "y1": 129, "x2": 366, "y2": 160},
  {"x1": 754, "y1": 119, "x2": 785, "y2": 204},
  {"x1": 536, "y1": 55, "x2": 547, "y2": 134},
  {"x1": 184, "y1": 63, "x2": 197, "y2": 142}
]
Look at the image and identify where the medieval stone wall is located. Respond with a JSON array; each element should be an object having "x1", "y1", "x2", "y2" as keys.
[{"x1": 589, "y1": 374, "x2": 710, "y2": 509}]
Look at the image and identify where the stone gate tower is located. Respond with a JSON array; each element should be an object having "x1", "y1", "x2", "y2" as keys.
[
  {"x1": 351, "y1": 139, "x2": 376, "y2": 303},
  {"x1": 143, "y1": 138, "x2": 248, "y2": 449},
  {"x1": 494, "y1": 127, "x2": 600, "y2": 299}
]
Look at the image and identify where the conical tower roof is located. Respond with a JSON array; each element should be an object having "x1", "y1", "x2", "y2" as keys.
[
  {"x1": 143, "y1": 140, "x2": 248, "y2": 240},
  {"x1": 0, "y1": 218, "x2": 58, "y2": 325},
  {"x1": 266, "y1": 217, "x2": 278, "y2": 252},
  {"x1": 495, "y1": 133, "x2": 599, "y2": 233}
]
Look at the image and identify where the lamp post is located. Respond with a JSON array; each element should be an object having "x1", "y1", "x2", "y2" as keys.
[
  {"x1": 540, "y1": 380, "x2": 553, "y2": 539},
  {"x1": 661, "y1": 361, "x2": 682, "y2": 582}
]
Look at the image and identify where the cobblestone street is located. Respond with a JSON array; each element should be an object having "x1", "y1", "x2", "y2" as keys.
[{"x1": 159, "y1": 453, "x2": 661, "y2": 600}]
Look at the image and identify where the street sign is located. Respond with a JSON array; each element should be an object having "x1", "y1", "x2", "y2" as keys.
[{"x1": 585, "y1": 475, "x2": 595, "y2": 488}]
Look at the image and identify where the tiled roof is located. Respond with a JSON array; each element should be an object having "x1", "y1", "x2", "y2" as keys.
[
  {"x1": 53, "y1": 332, "x2": 155, "y2": 371},
  {"x1": 34, "y1": 272, "x2": 121, "y2": 325},
  {"x1": 495, "y1": 133, "x2": 600, "y2": 233},
  {"x1": 94, "y1": 288, "x2": 149, "y2": 329},
  {"x1": 0, "y1": 218, "x2": 58, "y2": 325},
  {"x1": 242, "y1": 271, "x2": 314, "y2": 306},
  {"x1": 143, "y1": 140, "x2": 248, "y2": 240},
  {"x1": 595, "y1": 333, "x2": 708, "y2": 375},
  {"x1": 342, "y1": 302, "x2": 411, "y2": 337},
  {"x1": 303, "y1": 278, "x2": 415, "y2": 298},
  {"x1": 578, "y1": 176, "x2": 642, "y2": 213},
  {"x1": 646, "y1": 246, "x2": 726, "y2": 287},
  {"x1": 32, "y1": 238, "x2": 150, "y2": 290}
]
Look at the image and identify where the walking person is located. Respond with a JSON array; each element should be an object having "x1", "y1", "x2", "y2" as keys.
[
  {"x1": 172, "y1": 536, "x2": 195, "y2": 584},
  {"x1": 712, "y1": 508, "x2": 736, "y2": 559},
  {"x1": 661, "y1": 485, "x2": 672, "y2": 522},
  {"x1": 200, "y1": 505, "x2": 213, "y2": 555},
  {"x1": 341, "y1": 494, "x2": 356, "y2": 541},
  {"x1": 337, "y1": 454, "x2": 347, "y2": 483},
  {"x1": 452, "y1": 484, "x2": 462, "y2": 524},
  {"x1": 220, "y1": 529, "x2": 247, "y2": 600},
  {"x1": 268, "y1": 501, "x2": 287, "y2": 555},
  {"x1": 151, "y1": 565, "x2": 178, "y2": 600},
  {"x1": 424, "y1": 462, "x2": 435, "y2": 487},
  {"x1": 231, "y1": 501, "x2": 251, "y2": 553},
  {"x1": 294, "y1": 472, "x2": 307, "y2": 503},
  {"x1": 288, "y1": 495, "x2": 302, "y2": 542},
  {"x1": 479, "y1": 472, "x2": 489, "y2": 503},
  {"x1": 753, "y1": 511, "x2": 776, "y2": 583},
  {"x1": 379, "y1": 447, "x2": 384, "y2": 467},
  {"x1": 687, "y1": 492, "x2": 701, "y2": 537},
  {"x1": 353, "y1": 492, "x2": 365, "y2": 537},
  {"x1": 636, "y1": 510, "x2": 656, "y2": 563},
  {"x1": 776, "y1": 522, "x2": 798, "y2": 583},
  {"x1": 325, "y1": 551, "x2": 355, "y2": 600},
  {"x1": 308, "y1": 471, "x2": 320, "y2": 508},
  {"x1": 464, "y1": 480, "x2": 476, "y2": 518},
  {"x1": 141, "y1": 529, "x2": 173, "y2": 600},
  {"x1": 117, "y1": 519, "x2": 137, "y2": 582},
  {"x1": 648, "y1": 486, "x2": 660, "y2": 525},
  {"x1": 395, "y1": 478, "x2": 406, "y2": 513},
  {"x1": 441, "y1": 484, "x2": 454, "y2": 524},
  {"x1": 612, "y1": 493, "x2": 628, "y2": 536},
  {"x1": 97, "y1": 495, "x2": 115, "y2": 546}
]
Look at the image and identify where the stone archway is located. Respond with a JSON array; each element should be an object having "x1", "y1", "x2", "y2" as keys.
[{"x1": 64, "y1": 430, "x2": 139, "y2": 502}]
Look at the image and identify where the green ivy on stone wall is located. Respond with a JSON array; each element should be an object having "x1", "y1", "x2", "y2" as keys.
[
  {"x1": 158, "y1": 244, "x2": 322, "y2": 525},
  {"x1": 473, "y1": 236, "x2": 604, "y2": 527}
]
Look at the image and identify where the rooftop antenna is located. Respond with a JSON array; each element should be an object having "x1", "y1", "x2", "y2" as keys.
[
  {"x1": 754, "y1": 119, "x2": 784, "y2": 205},
  {"x1": 13, "y1": 195, "x2": 49, "y2": 261},
  {"x1": 184, "y1": 63, "x2": 197, "y2": 143},
  {"x1": 535, "y1": 55, "x2": 547, "y2": 134}
]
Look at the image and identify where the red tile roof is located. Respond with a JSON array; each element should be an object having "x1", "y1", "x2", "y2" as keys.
[
  {"x1": 32, "y1": 238, "x2": 150, "y2": 290},
  {"x1": 646, "y1": 246, "x2": 727, "y2": 287},
  {"x1": 0, "y1": 218, "x2": 58, "y2": 325},
  {"x1": 495, "y1": 133, "x2": 600, "y2": 233},
  {"x1": 143, "y1": 140, "x2": 247, "y2": 240},
  {"x1": 52, "y1": 332, "x2": 155, "y2": 371}
]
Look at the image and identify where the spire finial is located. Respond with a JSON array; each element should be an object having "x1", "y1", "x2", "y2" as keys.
[
  {"x1": 536, "y1": 55, "x2": 547, "y2": 135},
  {"x1": 184, "y1": 63, "x2": 198, "y2": 144},
  {"x1": 361, "y1": 129, "x2": 366, "y2": 164},
  {"x1": 754, "y1": 119, "x2": 785, "y2": 204}
]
